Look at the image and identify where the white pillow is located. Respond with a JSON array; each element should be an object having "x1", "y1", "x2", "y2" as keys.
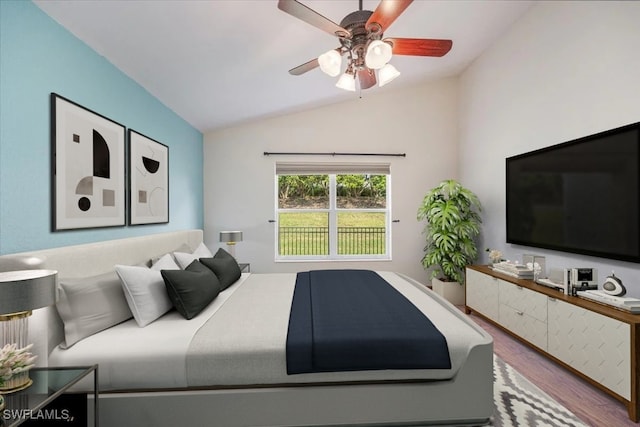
[
  {"x1": 173, "y1": 242, "x2": 213, "y2": 269},
  {"x1": 115, "y1": 254, "x2": 180, "y2": 327}
]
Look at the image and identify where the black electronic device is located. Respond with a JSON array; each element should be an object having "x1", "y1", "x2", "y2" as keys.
[
  {"x1": 571, "y1": 284, "x2": 598, "y2": 296},
  {"x1": 571, "y1": 268, "x2": 597, "y2": 287},
  {"x1": 506, "y1": 121, "x2": 640, "y2": 263},
  {"x1": 602, "y1": 273, "x2": 626, "y2": 296}
]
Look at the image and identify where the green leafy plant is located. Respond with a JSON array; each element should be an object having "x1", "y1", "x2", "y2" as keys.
[{"x1": 417, "y1": 179, "x2": 482, "y2": 284}]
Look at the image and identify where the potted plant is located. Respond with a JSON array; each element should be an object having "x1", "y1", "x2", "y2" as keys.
[{"x1": 417, "y1": 179, "x2": 482, "y2": 304}]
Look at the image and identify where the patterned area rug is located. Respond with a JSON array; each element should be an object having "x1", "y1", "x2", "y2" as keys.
[{"x1": 492, "y1": 356, "x2": 588, "y2": 427}]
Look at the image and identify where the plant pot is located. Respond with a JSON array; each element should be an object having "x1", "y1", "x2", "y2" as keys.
[
  {"x1": 431, "y1": 277, "x2": 465, "y2": 306},
  {"x1": 0, "y1": 370, "x2": 32, "y2": 393}
]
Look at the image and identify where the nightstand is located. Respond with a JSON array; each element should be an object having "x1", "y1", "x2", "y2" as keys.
[
  {"x1": 238, "y1": 263, "x2": 250, "y2": 273},
  {"x1": 1, "y1": 365, "x2": 98, "y2": 427}
]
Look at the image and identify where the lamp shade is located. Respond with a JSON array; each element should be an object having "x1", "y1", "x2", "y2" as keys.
[
  {"x1": 318, "y1": 49, "x2": 342, "y2": 77},
  {"x1": 0, "y1": 270, "x2": 57, "y2": 315},
  {"x1": 378, "y1": 63, "x2": 401, "y2": 87},
  {"x1": 335, "y1": 72, "x2": 356, "y2": 91},
  {"x1": 365, "y1": 40, "x2": 392, "y2": 70},
  {"x1": 220, "y1": 231, "x2": 243, "y2": 244}
]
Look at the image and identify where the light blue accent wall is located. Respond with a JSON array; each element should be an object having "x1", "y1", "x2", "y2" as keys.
[{"x1": 0, "y1": 1, "x2": 203, "y2": 254}]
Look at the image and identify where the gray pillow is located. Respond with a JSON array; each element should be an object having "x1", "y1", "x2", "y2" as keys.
[
  {"x1": 161, "y1": 261, "x2": 222, "y2": 320},
  {"x1": 200, "y1": 248, "x2": 241, "y2": 290},
  {"x1": 56, "y1": 271, "x2": 133, "y2": 348}
]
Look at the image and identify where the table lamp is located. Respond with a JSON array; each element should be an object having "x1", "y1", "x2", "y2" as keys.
[
  {"x1": 0, "y1": 269, "x2": 57, "y2": 392},
  {"x1": 219, "y1": 231, "x2": 243, "y2": 259}
]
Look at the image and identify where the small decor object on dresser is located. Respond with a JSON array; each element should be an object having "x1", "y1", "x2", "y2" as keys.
[
  {"x1": 486, "y1": 248, "x2": 503, "y2": 265},
  {"x1": 602, "y1": 272, "x2": 626, "y2": 296},
  {"x1": 51, "y1": 93, "x2": 126, "y2": 230},
  {"x1": 128, "y1": 130, "x2": 169, "y2": 225}
]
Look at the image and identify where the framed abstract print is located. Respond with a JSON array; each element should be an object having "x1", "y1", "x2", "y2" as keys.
[
  {"x1": 51, "y1": 93, "x2": 126, "y2": 230},
  {"x1": 128, "y1": 130, "x2": 169, "y2": 225}
]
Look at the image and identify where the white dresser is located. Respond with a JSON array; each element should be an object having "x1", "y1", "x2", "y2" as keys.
[{"x1": 465, "y1": 265, "x2": 639, "y2": 422}]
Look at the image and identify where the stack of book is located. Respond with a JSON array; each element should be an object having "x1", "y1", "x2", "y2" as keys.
[{"x1": 491, "y1": 261, "x2": 535, "y2": 279}]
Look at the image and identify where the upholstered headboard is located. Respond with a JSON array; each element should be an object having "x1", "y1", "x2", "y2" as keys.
[{"x1": 0, "y1": 230, "x2": 203, "y2": 365}]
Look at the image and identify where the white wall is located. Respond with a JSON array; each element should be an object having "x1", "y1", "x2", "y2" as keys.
[
  {"x1": 204, "y1": 78, "x2": 459, "y2": 283},
  {"x1": 459, "y1": 1, "x2": 640, "y2": 295}
]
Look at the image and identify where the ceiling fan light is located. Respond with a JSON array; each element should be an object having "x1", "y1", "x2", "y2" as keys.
[
  {"x1": 318, "y1": 49, "x2": 342, "y2": 77},
  {"x1": 335, "y1": 72, "x2": 356, "y2": 92},
  {"x1": 378, "y1": 63, "x2": 400, "y2": 87},
  {"x1": 365, "y1": 40, "x2": 392, "y2": 70}
]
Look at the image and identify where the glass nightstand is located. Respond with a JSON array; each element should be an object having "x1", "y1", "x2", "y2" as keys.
[{"x1": 1, "y1": 365, "x2": 98, "y2": 427}]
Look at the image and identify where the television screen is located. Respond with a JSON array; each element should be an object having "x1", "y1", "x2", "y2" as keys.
[{"x1": 506, "y1": 122, "x2": 640, "y2": 263}]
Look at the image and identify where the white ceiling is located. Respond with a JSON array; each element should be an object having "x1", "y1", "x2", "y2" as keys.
[{"x1": 34, "y1": 0, "x2": 533, "y2": 132}]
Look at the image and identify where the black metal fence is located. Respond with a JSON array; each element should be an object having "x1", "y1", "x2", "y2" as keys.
[{"x1": 278, "y1": 226, "x2": 386, "y2": 256}]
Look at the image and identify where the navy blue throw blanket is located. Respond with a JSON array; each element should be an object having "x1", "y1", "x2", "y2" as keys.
[{"x1": 286, "y1": 269, "x2": 451, "y2": 374}]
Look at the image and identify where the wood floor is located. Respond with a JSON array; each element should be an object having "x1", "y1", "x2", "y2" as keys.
[{"x1": 466, "y1": 312, "x2": 637, "y2": 427}]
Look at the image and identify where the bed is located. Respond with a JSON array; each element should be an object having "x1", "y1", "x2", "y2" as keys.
[{"x1": 0, "y1": 230, "x2": 493, "y2": 427}]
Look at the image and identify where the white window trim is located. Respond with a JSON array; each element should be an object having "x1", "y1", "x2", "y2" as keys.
[{"x1": 275, "y1": 171, "x2": 391, "y2": 262}]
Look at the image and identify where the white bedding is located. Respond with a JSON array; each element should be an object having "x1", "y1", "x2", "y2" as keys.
[
  {"x1": 187, "y1": 271, "x2": 485, "y2": 386},
  {"x1": 48, "y1": 274, "x2": 250, "y2": 390},
  {"x1": 50, "y1": 271, "x2": 488, "y2": 391}
]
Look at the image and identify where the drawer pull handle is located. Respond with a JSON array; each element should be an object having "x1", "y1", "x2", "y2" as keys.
[
  {"x1": 548, "y1": 297, "x2": 556, "y2": 302},
  {"x1": 516, "y1": 311, "x2": 524, "y2": 316},
  {"x1": 517, "y1": 286, "x2": 523, "y2": 290}
]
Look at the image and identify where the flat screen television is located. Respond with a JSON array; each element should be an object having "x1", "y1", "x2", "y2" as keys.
[{"x1": 506, "y1": 122, "x2": 640, "y2": 263}]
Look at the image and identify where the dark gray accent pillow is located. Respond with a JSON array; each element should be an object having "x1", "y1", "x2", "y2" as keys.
[
  {"x1": 161, "y1": 261, "x2": 222, "y2": 320},
  {"x1": 200, "y1": 248, "x2": 241, "y2": 290}
]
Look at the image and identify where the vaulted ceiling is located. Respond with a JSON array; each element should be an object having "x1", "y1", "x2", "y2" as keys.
[{"x1": 35, "y1": 1, "x2": 533, "y2": 132}]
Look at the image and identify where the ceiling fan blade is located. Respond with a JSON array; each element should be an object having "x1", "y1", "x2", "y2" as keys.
[
  {"x1": 366, "y1": 0, "x2": 413, "y2": 33},
  {"x1": 358, "y1": 68, "x2": 377, "y2": 90},
  {"x1": 278, "y1": 0, "x2": 349, "y2": 37},
  {"x1": 289, "y1": 58, "x2": 320, "y2": 76},
  {"x1": 385, "y1": 38, "x2": 453, "y2": 57}
]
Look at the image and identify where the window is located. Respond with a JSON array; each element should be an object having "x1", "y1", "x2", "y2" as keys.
[{"x1": 276, "y1": 163, "x2": 391, "y2": 260}]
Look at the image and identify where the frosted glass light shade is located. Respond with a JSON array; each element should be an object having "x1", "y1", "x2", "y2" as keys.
[
  {"x1": 378, "y1": 63, "x2": 400, "y2": 87},
  {"x1": 365, "y1": 40, "x2": 392, "y2": 70},
  {"x1": 335, "y1": 73, "x2": 356, "y2": 91},
  {"x1": 318, "y1": 50, "x2": 341, "y2": 77}
]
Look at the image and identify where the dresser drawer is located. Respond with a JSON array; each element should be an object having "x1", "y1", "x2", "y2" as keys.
[
  {"x1": 499, "y1": 303, "x2": 548, "y2": 351},
  {"x1": 499, "y1": 280, "x2": 547, "y2": 322},
  {"x1": 466, "y1": 268, "x2": 500, "y2": 321},
  {"x1": 548, "y1": 298, "x2": 630, "y2": 400}
]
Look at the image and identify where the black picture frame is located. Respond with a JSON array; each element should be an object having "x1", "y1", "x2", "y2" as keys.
[
  {"x1": 51, "y1": 93, "x2": 126, "y2": 231},
  {"x1": 128, "y1": 129, "x2": 169, "y2": 225}
]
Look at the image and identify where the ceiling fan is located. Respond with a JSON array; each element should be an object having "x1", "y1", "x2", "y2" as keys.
[{"x1": 277, "y1": 0, "x2": 452, "y2": 91}]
